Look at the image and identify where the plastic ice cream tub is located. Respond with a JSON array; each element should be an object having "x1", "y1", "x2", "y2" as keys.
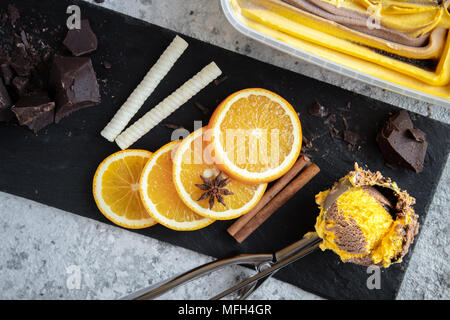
[{"x1": 221, "y1": 0, "x2": 450, "y2": 108}]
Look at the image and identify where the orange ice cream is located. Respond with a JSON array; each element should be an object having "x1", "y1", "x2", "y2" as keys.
[{"x1": 314, "y1": 164, "x2": 419, "y2": 268}]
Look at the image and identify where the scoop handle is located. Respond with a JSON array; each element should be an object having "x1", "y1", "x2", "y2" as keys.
[
  {"x1": 120, "y1": 253, "x2": 272, "y2": 300},
  {"x1": 211, "y1": 235, "x2": 322, "y2": 300}
]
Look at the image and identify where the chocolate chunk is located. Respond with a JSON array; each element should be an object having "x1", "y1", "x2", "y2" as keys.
[
  {"x1": 11, "y1": 91, "x2": 55, "y2": 133},
  {"x1": 302, "y1": 135, "x2": 318, "y2": 152},
  {"x1": 1, "y1": 62, "x2": 14, "y2": 86},
  {"x1": 63, "y1": 19, "x2": 98, "y2": 56},
  {"x1": 194, "y1": 101, "x2": 209, "y2": 115},
  {"x1": 325, "y1": 113, "x2": 336, "y2": 125},
  {"x1": 343, "y1": 130, "x2": 360, "y2": 146},
  {"x1": 376, "y1": 110, "x2": 427, "y2": 173},
  {"x1": 49, "y1": 56, "x2": 100, "y2": 123},
  {"x1": 0, "y1": 79, "x2": 13, "y2": 122},
  {"x1": 308, "y1": 101, "x2": 328, "y2": 117},
  {"x1": 12, "y1": 76, "x2": 30, "y2": 96},
  {"x1": 161, "y1": 123, "x2": 184, "y2": 130}
]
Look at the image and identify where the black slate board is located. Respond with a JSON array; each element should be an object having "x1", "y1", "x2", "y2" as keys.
[{"x1": 1, "y1": 0, "x2": 449, "y2": 300}]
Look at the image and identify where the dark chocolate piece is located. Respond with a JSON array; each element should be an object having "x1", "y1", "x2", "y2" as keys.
[
  {"x1": 325, "y1": 113, "x2": 336, "y2": 124},
  {"x1": 376, "y1": 110, "x2": 428, "y2": 173},
  {"x1": 49, "y1": 56, "x2": 100, "y2": 123},
  {"x1": 343, "y1": 130, "x2": 360, "y2": 146},
  {"x1": 103, "y1": 60, "x2": 112, "y2": 69},
  {"x1": 63, "y1": 19, "x2": 98, "y2": 56},
  {"x1": 0, "y1": 78, "x2": 13, "y2": 122},
  {"x1": 308, "y1": 101, "x2": 328, "y2": 117},
  {"x1": 11, "y1": 91, "x2": 55, "y2": 133}
]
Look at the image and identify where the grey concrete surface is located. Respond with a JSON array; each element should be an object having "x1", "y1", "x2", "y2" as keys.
[{"x1": 0, "y1": 0, "x2": 448, "y2": 300}]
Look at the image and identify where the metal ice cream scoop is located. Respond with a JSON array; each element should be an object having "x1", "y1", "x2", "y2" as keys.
[
  {"x1": 121, "y1": 233, "x2": 322, "y2": 300},
  {"x1": 121, "y1": 178, "x2": 360, "y2": 300}
]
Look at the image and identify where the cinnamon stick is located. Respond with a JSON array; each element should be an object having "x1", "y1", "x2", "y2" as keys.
[
  {"x1": 227, "y1": 155, "x2": 311, "y2": 237},
  {"x1": 231, "y1": 162, "x2": 320, "y2": 243}
]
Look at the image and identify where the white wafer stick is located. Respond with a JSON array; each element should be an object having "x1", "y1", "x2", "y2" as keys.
[
  {"x1": 101, "y1": 35, "x2": 189, "y2": 142},
  {"x1": 115, "y1": 62, "x2": 222, "y2": 150}
]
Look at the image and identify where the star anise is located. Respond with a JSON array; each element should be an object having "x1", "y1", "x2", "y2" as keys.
[{"x1": 195, "y1": 171, "x2": 234, "y2": 209}]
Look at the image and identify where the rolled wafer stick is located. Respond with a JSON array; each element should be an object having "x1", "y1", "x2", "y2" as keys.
[
  {"x1": 101, "y1": 35, "x2": 188, "y2": 142},
  {"x1": 227, "y1": 155, "x2": 311, "y2": 237},
  {"x1": 115, "y1": 62, "x2": 222, "y2": 150},
  {"x1": 232, "y1": 162, "x2": 320, "y2": 243}
]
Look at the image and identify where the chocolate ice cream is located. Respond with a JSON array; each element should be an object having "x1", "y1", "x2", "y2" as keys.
[{"x1": 314, "y1": 164, "x2": 419, "y2": 268}]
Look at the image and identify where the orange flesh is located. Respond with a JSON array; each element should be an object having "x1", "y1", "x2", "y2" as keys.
[
  {"x1": 178, "y1": 131, "x2": 263, "y2": 212},
  {"x1": 144, "y1": 147, "x2": 206, "y2": 222},
  {"x1": 101, "y1": 156, "x2": 150, "y2": 220},
  {"x1": 219, "y1": 94, "x2": 295, "y2": 173}
]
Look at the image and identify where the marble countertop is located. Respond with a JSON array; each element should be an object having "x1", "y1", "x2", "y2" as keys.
[{"x1": 0, "y1": 0, "x2": 449, "y2": 300}]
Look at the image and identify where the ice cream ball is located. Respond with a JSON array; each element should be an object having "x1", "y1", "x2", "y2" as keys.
[{"x1": 314, "y1": 163, "x2": 419, "y2": 268}]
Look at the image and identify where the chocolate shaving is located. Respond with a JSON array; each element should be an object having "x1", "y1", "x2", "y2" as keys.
[
  {"x1": 161, "y1": 123, "x2": 184, "y2": 130},
  {"x1": 302, "y1": 135, "x2": 318, "y2": 152},
  {"x1": 214, "y1": 75, "x2": 228, "y2": 86},
  {"x1": 324, "y1": 113, "x2": 336, "y2": 125},
  {"x1": 194, "y1": 101, "x2": 209, "y2": 115},
  {"x1": 343, "y1": 130, "x2": 360, "y2": 146},
  {"x1": 308, "y1": 101, "x2": 328, "y2": 117}
]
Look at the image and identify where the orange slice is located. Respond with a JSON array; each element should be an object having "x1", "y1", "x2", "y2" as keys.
[
  {"x1": 139, "y1": 140, "x2": 215, "y2": 230},
  {"x1": 92, "y1": 149, "x2": 156, "y2": 229},
  {"x1": 173, "y1": 128, "x2": 267, "y2": 220},
  {"x1": 209, "y1": 88, "x2": 302, "y2": 183}
]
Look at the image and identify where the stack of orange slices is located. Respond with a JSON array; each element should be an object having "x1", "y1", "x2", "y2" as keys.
[{"x1": 92, "y1": 88, "x2": 302, "y2": 231}]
